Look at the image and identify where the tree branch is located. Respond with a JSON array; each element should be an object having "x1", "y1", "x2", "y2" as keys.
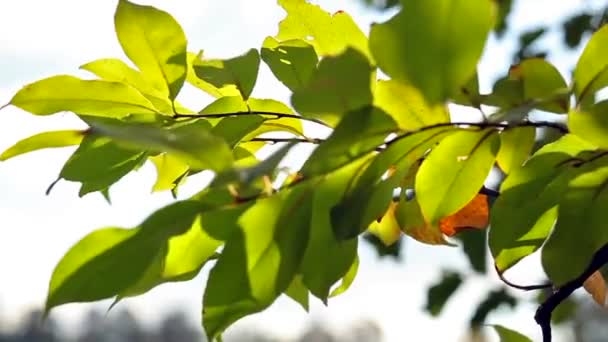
[
  {"x1": 386, "y1": 120, "x2": 568, "y2": 146},
  {"x1": 535, "y1": 243, "x2": 608, "y2": 342},
  {"x1": 174, "y1": 110, "x2": 332, "y2": 128}
]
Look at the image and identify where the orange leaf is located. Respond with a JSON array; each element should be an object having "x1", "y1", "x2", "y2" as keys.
[
  {"x1": 583, "y1": 271, "x2": 607, "y2": 307},
  {"x1": 395, "y1": 198, "x2": 451, "y2": 246},
  {"x1": 439, "y1": 194, "x2": 489, "y2": 236}
]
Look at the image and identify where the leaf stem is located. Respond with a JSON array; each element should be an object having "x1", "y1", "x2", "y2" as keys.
[{"x1": 494, "y1": 265, "x2": 552, "y2": 291}]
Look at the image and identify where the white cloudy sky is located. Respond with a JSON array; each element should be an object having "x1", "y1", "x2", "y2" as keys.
[{"x1": 0, "y1": 0, "x2": 600, "y2": 341}]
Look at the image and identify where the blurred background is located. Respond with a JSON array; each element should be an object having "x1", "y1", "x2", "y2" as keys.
[{"x1": 2, "y1": 0, "x2": 608, "y2": 341}]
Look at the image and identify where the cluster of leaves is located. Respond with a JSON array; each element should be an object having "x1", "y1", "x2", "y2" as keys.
[{"x1": 4, "y1": 0, "x2": 608, "y2": 340}]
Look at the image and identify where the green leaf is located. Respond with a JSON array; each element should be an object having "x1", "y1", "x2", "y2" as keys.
[
  {"x1": 369, "y1": 0, "x2": 494, "y2": 103},
  {"x1": 114, "y1": 0, "x2": 187, "y2": 100},
  {"x1": 573, "y1": 25, "x2": 608, "y2": 104},
  {"x1": 284, "y1": 275, "x2": 309, "y2": 311},
  {"x1": 10, "y1": 75, "x2": 157, "y2": 117},
  {"x1": 118, "y1": 190, "x2": 235, "y2": 299},
  {"x1": 329, "y1": 256, "x2": 359, "y2": 298},
  {"x1": 59, "y1": 135, "x2": 146, "y2": 196},
  {"x1": 193, "y1": 49, "x2": 260, "y2": 100},
  {"x1": 509, "y1": 58, "x2": 570, "y2": 113},
  {"x1": 291, "y1": 48, "x2": 373, "y2": 126},
  {"x1": 569, "y1": 100, "x2": 608, "y2": 149},
  {"x1": 373, "y1": 80, "x2": 450, "y2": 130},
  {"x1": 456, "y1": 229, "x2": 487, "y2": 273},
  {"x1": 470, "y1": 289, "x2": 516, "y2": 327},
  {"x1": 80, "y1": 58, "x2": 173, "y2": 113},
  {"x1": 490, "y1": 134, "x2": 596, "y2": 272},
  {"x1": 496, "y1": 127, "x2": 536, "y2": 174},
  {"x1": 212, "y1": 115, "x2": 265, "y2": 148},
  {"x1": 330, "y1": 127, "x2": 456, "y2": 239},
  {"x1": 46, "y1": 200, "x2": 205, "y2": 312},
  {"x1": 425, "y1": 271, "x2": 462, "y2": 316},
  {"x1": 492, "y1": 325, "x2": 533, "y2": 342},
  {"x1": 276, "y1": 0, "x2": 371, "y2": 60},
  {"x1": 149, "y1": 153, "x2": 189, "y2": 192},
  {"x1": 542, "y1": 156, "x2": 608, "y2": 286},
  {"x1": 261, "y1": 37, "x2": 318, "y2": 91},
  {"x1": 301, "y1": 160, "x2": 364, "y2": 301},
  {"x1": 202, "y1": 186, "x2": 314, "y2": 339},
  {"x1": 88, "y1": 119, "x2": 233, "y2": 171},
  {"x1": 186, "y1": 52, "x2": 240, "y2": 98},
  {"x1": 0, "y1": 130, "x2": 83, "y2": 161},
  {"x1": 300, "y1": 106, "x2": 397, "y2": 177},
  {"x1": 416, "y1": 129, "x2": 499, "y2": 225},
  {"x1": 246, "y1": 98, "x2": 305, "y2": 137}
]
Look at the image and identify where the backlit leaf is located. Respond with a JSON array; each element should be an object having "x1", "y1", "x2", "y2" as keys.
[
  {"x1": 329, "y1": 256, "x2": 359, "y2": 298},
  {"x1": 492, "y1": 325, "x2": 533, "y2": 342},
  {"x1": 0, "y1": 130, "x2": 83, "y2": 161},
  {"x1": 46, "y1": 200, "x2": 205, "y2": 312},
  {"x1": 59, "y1": 135, "x2": 146, "y2": 196},
  {"x1": 301, "y1": 160, "x2": 362, "y2": 301},
  {"x1": 542, "y1": 157, "x2": 608, "y2": 286},
  {"x1": 369, "y1": 0, "x2": 494, "y2": 103},
  {"x1": 373, "y1": 80, "x2": 450, "y2": 130},
  {"x1": 508, "y1": 58, "x2": 570, "y2": 113},
  {"x1": 368, "y1": 202, "x2": 402, "y2": 246},
  {"x1": 115, "y1": 0, "x2": 187, "y2": 100},
  {"x1": 583, "y1": 271, "x2": 607, "y2": 307},
  {"x1": 276, "y1": 0, "x2": 370, "y2": 59},
  {"x1": 569, "y1": 100, "x2": 608, "y2": 149},
  {"x1": 149, "y1": 153, "x2": 189, "y2": 192},
  {"x1": 416, "y1": 129, "x2": 499, "y2": 225},
  {"x1": 291, "y1": 48, "x2": 373, "y2": 126},
  {"x1": 202, "y1": 186, "x2": 314, "y2": 339},
  {"x1": 573, "y1": 25, "x2": 608, "y2": 104},
  {"x1": 300, "y1": 106, "x2": 396, "y2": 177},
  {"x1": 80, "y1": 58, "x2": 173, "y2": 113},
  {"x1": 496, "y1": 127, "x2": 536, "y2": 174},
  {"x1": 396, "y1": 198, "x2": 450, "y2": 245},
  {"x1": 186, "y1": 52, "x2": 240, "y2": 98},
  {"x1": 438, "y1": 194, "x2": 489, "y2": 237},
  {"x1": 261, "y1": 37, "x2": 318, "y2": 91},
  {"x1": 193, "y1": 49, "x2": 260, "y2": 100},
  {"x1": 284, "y1": 275, "x2": 309, "y2": 311},
  {"x1": 10, "y1": 75, "x2": 157, "y2": 117},
  {"x1": 490, "y1": 134, "x2": 597, "y2": 272},
  {"x1": 88, "y1": 119, "x2": 233, "y2": 171}
]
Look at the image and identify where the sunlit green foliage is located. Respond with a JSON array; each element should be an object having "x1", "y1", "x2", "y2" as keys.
[{"x1": 4, "y1": 0, "x2": 608, "y2": 340}]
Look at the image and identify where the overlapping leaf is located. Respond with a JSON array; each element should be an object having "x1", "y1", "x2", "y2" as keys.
[
  {"x1": 490, "y1": 134, "x2": 596, "y2": 272},
  {"x1": 59, "y1": 135, "x2": 147, "y2": 196},
  {"x1": 276, "y1": 0, "x2": 371, "y2": 59},
  {"x1": 193, "y1": 49, "x2": 260, "y2": 100},
  {"x1": 114, "y1": 0, "x2": 187, "y2": 100},
  {"x1": 261, "y1": 37, "x2": 318, "y2": 91},
  {"x1": 373, "y1": 80, "x2": 450, "y2": 130},
  {"x1": 569, "y1": 100, "x2": 608, "y2": 148},
  {"x1": 542, "y1": 155, "x2": 608, "y2": 285},
  {"x1": 46, "y1": 200, "x2": 209, "y2": 311},
  {"x1": 573, "y1": 25, "x2": 608, "y2": 105},
  {"x1": 300, "y1": 106, "x2": 396, "y2": 177},
  {"x1": 291, "y1": 48, "x2": 373, "y2": 126},
  {"x1": 202, "y1": 185, "x2": 314, "y2": 339},
  {"x1": 416, "y1": 129, "x2": 499, "y2": 225},
  {"x1": 496, "y1": 127, "x2": 536, "y2": 174},
  {"x1": 0, "y1": 130, "x2": 83, "y2": 161},
  {"x1": 369, "y1": 0, "x2": 494, "y2": 103},
  {"x1": 10, "y1": 75, "x2": 158, "y2": 117}
]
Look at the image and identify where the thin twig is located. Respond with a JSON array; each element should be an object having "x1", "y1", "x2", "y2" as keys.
[
  {"x1": 494, "y1": 265, "x2": 553, "y2": 291},
  {"x1": 174, "y1": 110, "x2": 332, "y2": 128},
  {"x1": 535, "y1": 243, "x2": 608, "y2": 342}
]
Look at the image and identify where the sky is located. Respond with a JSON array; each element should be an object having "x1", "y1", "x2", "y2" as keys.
[{"x1": 0, "y1": 0, "x2": 602, "y2": 341}]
